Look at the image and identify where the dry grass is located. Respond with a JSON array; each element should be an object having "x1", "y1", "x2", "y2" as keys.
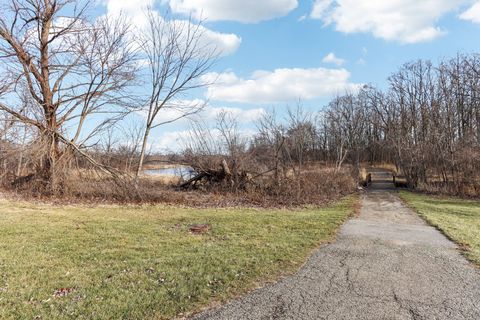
[
  {"x1": 142, "y1": 174, "x2": 181, "y2": 185},
  {"x1": 359, "y1": 167, "x2": 369, "y2": 185},
  {"x1": 3, "y1": 163, "x2": 357, "y2": 208}
]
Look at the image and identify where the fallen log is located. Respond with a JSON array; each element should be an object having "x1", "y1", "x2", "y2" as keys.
[
  {"x1": 178, "y1": 159, "x2": 273, "y2": 190},
  {"x1": 179, "y1": 172, "x2": 207, "y2": 189}
]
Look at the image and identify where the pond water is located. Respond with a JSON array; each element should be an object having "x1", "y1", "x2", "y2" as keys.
[{"x1": 144, "y1": 166, "x2": 195, "y2": 178}]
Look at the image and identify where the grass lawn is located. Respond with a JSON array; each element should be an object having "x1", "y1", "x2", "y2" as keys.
[
  {"x1": 0, "y1": 196, "x2": 355, "y2": 319},
  {"x1": 399, "y1": 191, "x2": 480, "y2": 266}
]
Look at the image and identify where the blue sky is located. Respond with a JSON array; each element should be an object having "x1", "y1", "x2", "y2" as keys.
[{"x1": 97, "y1": 0, "x2": 480, "y2": 152}]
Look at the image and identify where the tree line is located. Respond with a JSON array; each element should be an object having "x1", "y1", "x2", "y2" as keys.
[{"x1": 321, "y1": 55, "x2": 480, "y2": 194}]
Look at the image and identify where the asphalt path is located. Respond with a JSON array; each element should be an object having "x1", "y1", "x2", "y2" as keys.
[{"x1": 193, "y1": 170, "x2": 480, "y2": 320}]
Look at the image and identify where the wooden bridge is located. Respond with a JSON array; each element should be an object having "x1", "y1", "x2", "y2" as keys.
[{"x1": 366, "y1": 168, "x2": 396, "y2": 190}]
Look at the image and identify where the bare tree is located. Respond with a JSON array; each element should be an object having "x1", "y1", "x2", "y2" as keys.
[
  {"x1": 255, "y1": 109, "x2": 286, "y2": 185},
  {"x1": 0, "y1": 0, "x2": 139, "y2": 192},
  {"x1": 325, "y1": 92, "x2": 367, "y2": 176},
  {"x1": 134, "y1": 10, "x2": 217, "y2": 181},
  {"x1": 117, "y1": 118, "x2": 145, "y2": 171}
]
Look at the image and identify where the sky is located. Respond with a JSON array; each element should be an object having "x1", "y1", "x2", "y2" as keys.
[{"x1": 95, "y1": 0, "x2": 480, "y2": 152}]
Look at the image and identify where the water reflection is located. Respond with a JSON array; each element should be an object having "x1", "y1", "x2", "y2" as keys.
[{"x1": 144, "y1": 166, "x2": 194, "y2": 178}]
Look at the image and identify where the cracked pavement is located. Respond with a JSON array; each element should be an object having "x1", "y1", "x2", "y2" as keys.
[{"x1": 193, "y1": 170, "x2": 480, "y2": 320}]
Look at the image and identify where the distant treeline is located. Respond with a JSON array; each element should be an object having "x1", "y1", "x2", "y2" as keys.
[
  {"x1": 321, "y1": 55, "x2": 480, "y2": 195},
  {"x1": 251, "y1": 54, "x2": 479, "y2": 195}
]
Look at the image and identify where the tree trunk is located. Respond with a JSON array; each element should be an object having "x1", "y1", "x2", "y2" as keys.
[
  {"x1": 39, "y1": 109, "x2": 60, "y2": 193},
  {"x1": 40, "y1": 130, "x2": 60, "y2": 192},
  {"x1": 16, "y1": 127, "x2": 27, "y2": 177},
  {"x1": 135, "y1": 126, "x2": 151, "y2": 182}
]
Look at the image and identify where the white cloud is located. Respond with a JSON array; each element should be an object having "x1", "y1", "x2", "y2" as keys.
[
  {"x1": 168, "y1": 0, "x2": 298, "y2": 23},
  {"x1": 200, "y1": 106, "x2": 266, "y2": 123},
  {"x1": 106, "y1": 0, "x2": 155, "y2": 17},
  {"x1": 151, "y1": 130, "x2": 192, "y2": 152},
  {"x1": 202, "y1": 67, "x2": 360, "y2": 104},
  {"x1": 104, "y1": 0, "x2": 241, "y2": 56},
  {"x1": 198, "y1": 27, "x2": 241, "y2": 56},
  {"x1": 311, "y1": 0, "x2": 333, "y2": 19},
  {"x1": 311, "y1": 0, "x2": 464, "y2": 43},
  {"x1": 460, "y1": 1, "x2": 480, "y2": 23},
  {"x1": 139, "y1": 101, "x2": 265, "y2": 152},
  {"x1": 152, "y1": 127, "x2": 257, "y2": 152},
  {"x1": 138, "y1": 99, "x2": 265, "y2": 126},
  {"x1": 322, "y1": 52, "x2": 346, "y2": 66}
]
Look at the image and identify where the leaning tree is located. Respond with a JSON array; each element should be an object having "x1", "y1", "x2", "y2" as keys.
[
  {"x1": 0, "y1": 0, "x2": 139, "y2": 192},
  {"x1": 134, "y1": 10, "x2": 218, "y2": 181}
]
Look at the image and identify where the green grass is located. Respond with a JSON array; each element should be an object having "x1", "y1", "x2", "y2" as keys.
[
  {"x1": 399, "y1": 191, "x2": 480, "y2": 266},
  {"x1": 0, "y1": 197, "x2": 355, "y2": 319}
]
